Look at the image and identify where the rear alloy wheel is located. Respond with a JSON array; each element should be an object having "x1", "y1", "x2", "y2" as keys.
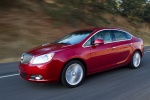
[
  {"x1": 129, "y1": 51, "x2": 141, "y2": 69},
  {"x1": 61, "y1": 60, "x2": 85, "y2": 88}
]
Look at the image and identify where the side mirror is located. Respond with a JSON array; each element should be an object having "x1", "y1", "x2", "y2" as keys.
[{"x1": 93, "y1": 39, "x2": 104, "y2": 45}]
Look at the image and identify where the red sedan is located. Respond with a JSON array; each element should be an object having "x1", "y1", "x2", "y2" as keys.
[{"x1": 19, "y1": 28, "x2": 144, "y2": 88}]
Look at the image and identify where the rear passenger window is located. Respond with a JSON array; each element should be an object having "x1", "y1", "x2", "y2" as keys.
[
  {"x1": 125, "y1": 32, "x2": 132, "y2": 39},
  {"x1": 113, "y1": 30, "x2": 131, "y2": 41}
]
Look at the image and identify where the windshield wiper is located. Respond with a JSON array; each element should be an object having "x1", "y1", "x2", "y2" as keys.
[{"x1": 59, "y1": 42, "x2": 71, "y2": 45}]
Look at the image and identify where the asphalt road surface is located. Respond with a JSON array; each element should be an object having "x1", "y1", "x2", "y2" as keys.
[{"x1": 0, "y1": 46, "x2": 150, "y2": 100}]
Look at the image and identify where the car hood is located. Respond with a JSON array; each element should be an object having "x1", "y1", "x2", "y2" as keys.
[{"x1": 27, "y1": 43, "x2": 71, "y2": 56}]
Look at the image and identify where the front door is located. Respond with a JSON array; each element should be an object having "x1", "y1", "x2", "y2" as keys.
[{"x1": 88, "y1": 30, "x2": 118, "y2": 73}]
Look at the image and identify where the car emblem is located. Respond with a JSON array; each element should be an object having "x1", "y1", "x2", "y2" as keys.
[{"x1": 21, "y1": 54, "x2": 24, "y2": 63}]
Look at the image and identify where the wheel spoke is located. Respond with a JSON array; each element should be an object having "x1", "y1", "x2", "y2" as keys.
[{"x1": 74, "y1": 65, "x2": 79, "y2": 73}]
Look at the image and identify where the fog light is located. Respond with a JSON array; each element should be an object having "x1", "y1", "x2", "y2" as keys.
[{"x1": 30, "y1": 75, "x2": 43, "y2": 80}]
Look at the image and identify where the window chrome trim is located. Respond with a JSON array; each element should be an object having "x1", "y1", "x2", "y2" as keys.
[{"x1": 82, "y1": 29, "x2": 132, "y2": 48}]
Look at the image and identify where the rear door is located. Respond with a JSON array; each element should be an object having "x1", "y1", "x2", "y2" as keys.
[{"x1": 112, "y1": 30, "x2": 132, "y2": 65}]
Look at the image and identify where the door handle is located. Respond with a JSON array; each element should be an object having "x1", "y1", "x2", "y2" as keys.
[
  {"x1": 129, "y1": 43, "x2": 132, "y2": 46},
  {"x1": 111, "y1": 47, "x2": 116, "y2": 50}
]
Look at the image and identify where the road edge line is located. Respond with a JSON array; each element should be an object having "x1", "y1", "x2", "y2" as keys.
[{"x1": 0, "y1": 73, "x2": 19, "y2": 79}]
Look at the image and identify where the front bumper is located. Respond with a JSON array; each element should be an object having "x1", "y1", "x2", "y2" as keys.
[{"x1": 18, "y1": 61, "x2": 63, "y2": 83}]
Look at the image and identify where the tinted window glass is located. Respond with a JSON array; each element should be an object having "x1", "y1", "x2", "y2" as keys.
[
  {"x1": 94, "y1": 30, "x2": 112, "y2": 43},
  {"x1": 84, "y1": 38, "x2": 92, "y2": 46},
  {"x1": 113, "y1": 30, "x2": 129, "y2": 41},
  {"x1": 54, "y1": 30, "x2": 92, "y2": 45},
  {"x1": 125, "y1": 32, "x2": 132, "y2": 39}
]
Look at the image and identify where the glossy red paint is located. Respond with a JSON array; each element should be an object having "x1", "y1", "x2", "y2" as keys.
[{"x1": 19, "y1": 28, "x2": 144, "y2": 84}]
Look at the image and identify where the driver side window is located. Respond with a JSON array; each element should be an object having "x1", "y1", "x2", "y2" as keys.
[
  {"x1": 94, "y1": 30, "x2": 112, "y2": 43},
  {"x1": 84, "y1": 30, "x2": 113, "y2": 47}
]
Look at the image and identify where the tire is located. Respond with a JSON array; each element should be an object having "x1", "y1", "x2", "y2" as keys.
[
  {"x1": 129, "y1": 51, "x2": 141, "y2": 69},
  {"x1": 61, "y1": 60, "x2": 85, "y2": 88}
]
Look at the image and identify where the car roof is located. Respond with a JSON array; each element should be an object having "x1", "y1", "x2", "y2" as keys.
[{"x1": 80, "y1": 27, "x2": 121, "y2": 32}]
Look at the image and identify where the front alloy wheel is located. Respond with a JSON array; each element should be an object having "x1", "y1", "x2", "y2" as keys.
[{"x1": 61, "y1": 60, "x2": 85, "y2": 88}]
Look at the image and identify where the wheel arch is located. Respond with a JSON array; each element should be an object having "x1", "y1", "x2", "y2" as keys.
[
  {"x1": 129, "y1": 49, "x2": 142, "y2": 69},
  {"x1": 134, "y1": 49, "x2": 143, "y2": 58},
  {"x1": 60, "y1": 58, "x2": 87, "y2": 81}
]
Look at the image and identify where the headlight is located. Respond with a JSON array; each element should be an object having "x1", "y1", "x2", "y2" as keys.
[{"x1": 31, "y1": 53, "x2": 55, "y2": 64}]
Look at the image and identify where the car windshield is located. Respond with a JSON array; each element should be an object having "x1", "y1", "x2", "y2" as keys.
[{"x1": 54, "y1": 30, "x2": 93, "y2": 45}]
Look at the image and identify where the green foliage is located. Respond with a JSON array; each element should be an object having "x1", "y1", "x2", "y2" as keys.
[
  {"x1": 120, "y1": 0, "x2": 145, "y2": 20},
  {"x1": 44, "y1": 0, "x2": 110, "y2": 27},
  {"x1": 106, "y1": 0, "x2": 150, "y2": 22},
  {"x1": 143, "y1": 3, "x2": 150, "y2": 22},
  {"x1": 42, "y1": 0, "x2": 150, "y2": 25}
]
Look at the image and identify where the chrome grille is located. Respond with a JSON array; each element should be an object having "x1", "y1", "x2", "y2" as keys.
[{"x1": 21, "y1": 53, "x2": 33, "y2": 64}]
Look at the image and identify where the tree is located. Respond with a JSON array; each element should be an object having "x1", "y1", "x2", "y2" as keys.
[{"x1": 143, "y1": 3, "x2": 150, "y2": 21}]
